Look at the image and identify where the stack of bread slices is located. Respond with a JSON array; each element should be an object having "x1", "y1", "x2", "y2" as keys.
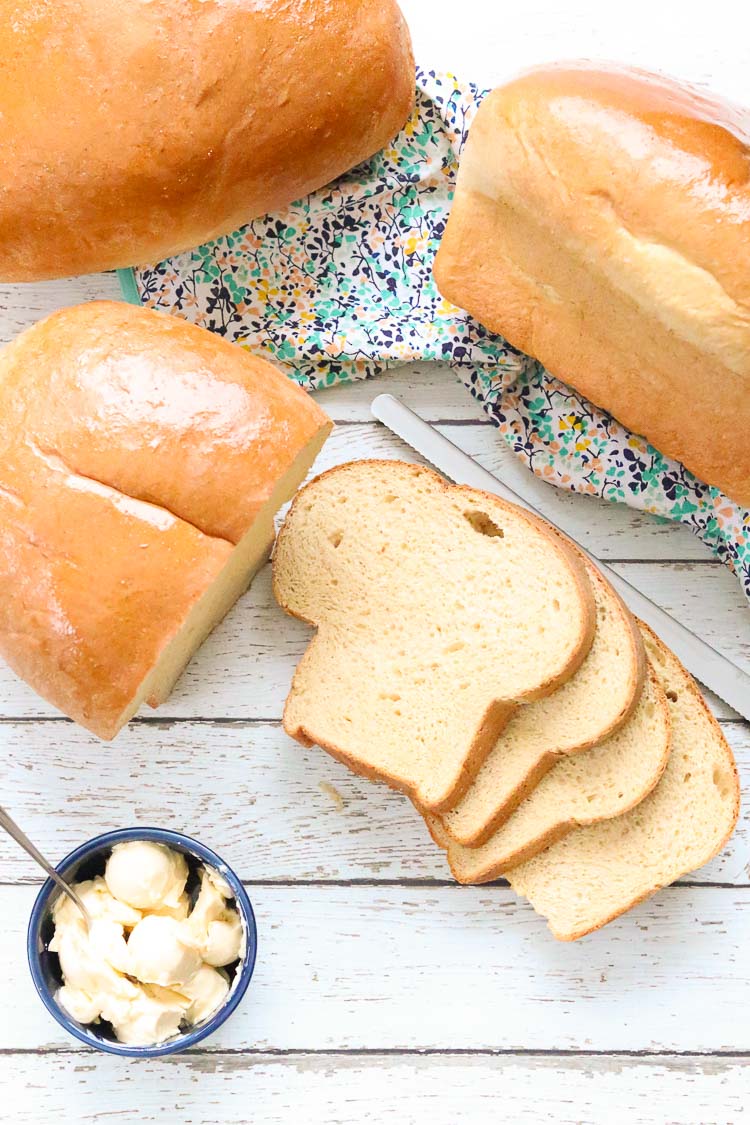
[{"x1": 273, "y1": 459, "x2": 740, "y2": 941}]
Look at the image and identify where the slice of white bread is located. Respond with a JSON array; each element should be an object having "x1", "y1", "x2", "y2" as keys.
[
  {"x1": 273, "y1": 460, "x2": 596, "y2": 811},
  {"x1": 426, "y1": 659, "x2": 670, "y2": 881},
  {"x1": 507, "y1": 625, "x2": 740, "y2": 940},
  {"x1": 439, "y1": 564, "x2": 646, "y2": 846}
]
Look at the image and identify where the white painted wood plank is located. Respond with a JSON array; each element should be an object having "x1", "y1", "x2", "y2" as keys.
[
  {"x1": 3, "y1": 1053, "x2": 749, "y2": 1125},
  {"x1": 0, "y1": 273, "x2": 122, "y2": 342},
  {"x1": 609, "y1": 564, "x2": 750, "y2": 665},
  {"x1": 1, "y1": 721, "x2": 746, "y2": 886},
  {"x1": 0, "y1": 557, "x2": 742, "y2": 721},
  {"x1": 6, "y1": 884, "x2": 750, "y2": 1051},
  {"x1": 316, "y1": 366, "x2": 488, "y2": 423}
]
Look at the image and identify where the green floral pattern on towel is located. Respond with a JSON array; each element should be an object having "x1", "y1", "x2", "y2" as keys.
[{"x1": 126, "y1": 69, "x2": 750, "y2": 603}]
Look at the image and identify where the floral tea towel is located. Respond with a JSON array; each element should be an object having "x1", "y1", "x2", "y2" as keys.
[{"x1": 120, "y1": 68, "x2": 750, "y2": 603}]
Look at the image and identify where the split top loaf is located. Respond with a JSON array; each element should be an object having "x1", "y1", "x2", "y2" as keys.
[
  {"x1": 0, "y1": 0, "x2": 414, "y2": 280},
  {"x1": 0, "y1": 301, "x2": 331, "y2": 738},
  {"x1": 434, "y1": 63, "x2": 750, "y2": 508}
]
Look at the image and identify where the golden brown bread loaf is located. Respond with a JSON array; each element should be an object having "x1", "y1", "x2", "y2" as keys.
[
  {"x1": 0, "y1": 0, "x2": 414, "y2": 280},
  {"x1": 0, "y1": 301, "x2": 332, "y2": 737},
  {"x1": 434, "y1": 64, "x2": 750, "y2": 508}
]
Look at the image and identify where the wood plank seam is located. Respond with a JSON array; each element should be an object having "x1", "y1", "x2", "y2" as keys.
[
  {"x1": 4, "y1": 878, "x2": 748, "y2": 889},
  {"x1": 3, "y1": 1047, "x2": 750, "y2": 1058}
]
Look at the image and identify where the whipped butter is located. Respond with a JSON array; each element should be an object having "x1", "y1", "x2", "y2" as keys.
[{"x1": 49, "y1": 840, "x2": 244, "y2": 1046}]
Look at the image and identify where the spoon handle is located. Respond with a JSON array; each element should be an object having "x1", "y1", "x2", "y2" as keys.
[{"x1": 0, "y1": 805, "x2": 91, "y2": 925}]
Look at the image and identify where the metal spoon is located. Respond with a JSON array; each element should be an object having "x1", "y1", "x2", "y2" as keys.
[{"x1": 0, "y1": 804, "x2": 91, "y2": 928}]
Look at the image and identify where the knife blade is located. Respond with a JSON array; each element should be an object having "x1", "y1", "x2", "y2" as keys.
[{"x1": 371, "y1": 392, "x2": 750, "y2": 721}]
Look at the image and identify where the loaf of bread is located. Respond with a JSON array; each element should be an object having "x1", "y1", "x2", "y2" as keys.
[
  {"x1": 0, "y1": 301, "x2": 331, "y2": 737},
  {"x1": 273, "y1": 460, "x2": 596, "y2": 811},
  {"x1": 434, "y1": 64, "x2": 750, "y2": 507},
  {"x1": 507, "y1": 626, "x2": 740, "y2": 940},
  {"x1": 438, "y1": 562, "x2": 645, "y2": 846},
  {"x1": 0, "y1": 0, "x2": 414, "y2": 280}
]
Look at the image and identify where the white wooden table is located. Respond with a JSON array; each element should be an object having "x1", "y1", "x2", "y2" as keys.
[{"x1": 2, "y1": 3, "x2": 749, "y2": 1121}]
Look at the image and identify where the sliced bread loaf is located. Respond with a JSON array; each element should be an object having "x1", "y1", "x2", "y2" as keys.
[
  {"x1": 273, "y1": 460, "x2": 596, "y2": 811},
  {"x1": 439, "y1": 564, "x2": 646, "y2": 845},
  {"x1": 0, "y1": 302, "x2": 332, "y2": 738},
  {"x1": 507, "y1": 626, "x2": 740, "y2": 940},
  {"x1": 427, "y1": 659, "x2": 670, "y2": 881}
]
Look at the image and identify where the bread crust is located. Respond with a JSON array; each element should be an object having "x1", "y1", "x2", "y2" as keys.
[
  {"x1": 0, "y1": 0, "x2": 414, "y2": 279},
  {"x1": 274, "y1": 459, "x2": 597, "y2": 811},
  {"x1": 438, "y1": 560, "x2": 647, "y2": 848},
  {"x1": 434, "y1": 63, "x2": 750, "y2": 507},
  {"x1": 4, "y1": 301, "x2": 331, "y2": 545},
  {"x1": 509, "y1": 623, "x2": 741, "y2": 941},
  {"x1": 0, "y1": 468, "x2": 234, "y2": 739},
  {"x1": 434, "y1": 663, "x2": 671, "y2": 883},
  {"x1": 285, "y1": 692, "x2": 516, "y2": 813}
]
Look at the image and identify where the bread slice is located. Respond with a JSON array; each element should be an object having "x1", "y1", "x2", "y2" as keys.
[
  {"x1": 273, "y1": 460, "x2": 596, "y2": 811},
  {"x1": 507, "y1": 625, "x2": 740, "y2": 940},
  {"x1": 427, "y1": 658, "x2": 670, "y2": 881},
  {"x1": 439, "y1": 564, "x2": 646, "y2": 846}
]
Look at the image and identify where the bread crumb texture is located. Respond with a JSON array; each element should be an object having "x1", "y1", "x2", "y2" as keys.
[{"x1": 273, "y1": 460, "x2": 595, "y2": 811}]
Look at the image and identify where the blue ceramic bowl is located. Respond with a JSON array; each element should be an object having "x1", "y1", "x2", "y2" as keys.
[{"x1": 27, "y1": 827, "x2": 257, "y2": 1057}]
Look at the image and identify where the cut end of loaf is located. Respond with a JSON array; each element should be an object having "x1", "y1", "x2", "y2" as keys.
[
  {"x1": 81, "y1": 420, "x2": 332, "y2": 742},
  {"x1": 123, "y1": 423, "x2": 332, "y2": 732}
]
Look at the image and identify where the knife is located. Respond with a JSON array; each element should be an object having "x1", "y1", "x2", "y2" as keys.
[{"x1": 371, "y1": 393, "x2": 750, "y2": 721}]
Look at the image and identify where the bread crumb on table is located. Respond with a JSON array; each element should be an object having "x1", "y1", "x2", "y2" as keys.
[{"x1": 319, "y1": 781, "x2": 345, "y2": 810}]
